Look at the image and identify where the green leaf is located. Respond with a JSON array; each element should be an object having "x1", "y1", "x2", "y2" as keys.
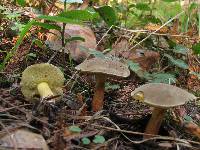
[
  {"x1": 0, "y1": 20, "x2": 35, "y2": 71},
  {"x1": 13, "y1": 20, "x2": 35, "y2": 51},
  {"x1": 65, "y1": 36, "x2": 85, "y2": 43},
  {"x1": 162, "y1": 0, "x2": 178, "y2": 2},
  {"x1": 37, "y1": 15, "x2": 80, "y2": 24},
  {"x1": 94, "y1": 6, "x2": 117, "y2": 26},
  {"x1": 164, "y1": 54, "x2": 189, "y2": 69},
  {"x1": 192, "y1": 42, "x2": 200, "y2": 54},
  {"x1": 80, "y1": 47, "x2": 105, "y2": 58},
  {"x1": 93, "y1": 135, "x2": 105, "y2": 144},
  {"x1": 128, "y1": 61, "x2": 142, "y2": 72},
  {"x1": 135, "y1": 3, "x2": 151, "y2": 11},
  {"x1": 149, "y1": 73, "x2": 176, "y2": 84},
  {"x1": 183, "y1": 115, "x2": 193, "y2": 123},
  {"x1": 16, "y1": 0, "x2": 26, "y2": 7},
  {"x1": 105, "y1": 82, "x2": 120, "y2": 91},
  {"x1": 81, "y1": 137, "x2": 91, "y2": 145},
  {"x1": 69, "y1": 125, "x2": 82, "y2": 133},
  {"x1": 27, "y1": 53, "x2": 37, "y2": 58},
  {"x1": 33, "y1": 39, "x2": 44, "y2": 48},
  {"x1": 59, "y1": 10, "x2": 94, "y2": 21},
  {"x1": 33, "y1": 22, "x2": 61, "y2": 31},
  {"x1": 173, "y1": 44, "x2": 188, "y2": 55}
]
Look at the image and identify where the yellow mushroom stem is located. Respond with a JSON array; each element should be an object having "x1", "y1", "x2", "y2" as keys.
[
  {"x1": 92, "y1": 74, "x2": 106, "y2": 112},
  {"x1": 37, "y1": 82, "x2": 54, "y2": 99},
  {"x1": 144, "y1": 107, "x2": 166, "y2": 139}
]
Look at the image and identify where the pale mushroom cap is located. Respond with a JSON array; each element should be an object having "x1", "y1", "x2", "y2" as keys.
[
  {"x1": 0, "y1": 128, "x2": 49, "y2": 150},
  {"x1": 75, "y1": 57, "x2": 130, "y2": 78},
  {"x1": 131, "y1": 83, "x2": 196, "y2": 108},
  {"x1": 20, "y1": 63, "x2": 65, "y2": 100}
]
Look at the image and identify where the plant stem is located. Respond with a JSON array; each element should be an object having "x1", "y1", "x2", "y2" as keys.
[
  {"x1": 92, "y1": 74, "x2": 106, "y2": 112},
  {"x1": 144, "y1": 107, "x2": 166, "y2": 139}
]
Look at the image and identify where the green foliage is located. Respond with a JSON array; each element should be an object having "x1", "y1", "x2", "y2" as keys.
[
  {"x1": 37, "y1": 15, "x2": 80, "y2": 24},
  {"x1": 148, "y1": 73, "x2": 176, "y2": 84},
  {"x1": 69, "y1": 125, "x2": 82, "y2": 133},
  {"x1": 173, "y1": 44, "x2": 188, "y2": 55},
  {"x1": 192, "y1": 42, "x2": 200, "y2": 54},
  {"x1": 105, "y1": 82, "x2": 120, "y2": 91},
  {"x1": 65, "y1": 36, "x2": 85, "y2": 43},
  {"x1": 164, "y1": 54, "x2": 188, "y2": 69},
  {"x1": 135, "y1": 3, "x2": 151, "y2": 11},
  {"x1": 94, "y1": 6, "x2": 117, "y2": 26},
  {"x1": 59, "y1": 10, "x2": 94, "y2": 21},
  {"x1": 92, "y1": 135, "x2": 105, "y2": 144},
  {"x1": 16, "y1": 0, "x2": 26, "y2": 7},
  {"x1": 81, "y1": 137, "x2": 91, "y2": 145}
]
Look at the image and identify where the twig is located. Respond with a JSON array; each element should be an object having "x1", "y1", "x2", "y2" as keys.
[
  {"x1": 0, "y1": 104, "x2": 32, "y2": 113},
  {"x1": 114, "y1": 26, "x2": 190, "y2": 38},
  {"x1": 95, "y1": 25, "x2": 114, "y2": 48},
  {"x1": 0, "y1": 97, "x2": 54, "y2": 128},
  {"x1": 88, "y1": 124, "x2": 200, "y2": 146},
  {"x1": 128, "y1": 11, "x2": 185, "y2": 51}
]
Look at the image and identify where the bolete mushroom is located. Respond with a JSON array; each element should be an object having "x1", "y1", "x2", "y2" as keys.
[
  {"x1": 75, "y1": 57, "x2": 130, "y2": 112},
  {"x1": 20, "y1": 63, "x2": 65, "y2": 102},
  {"x1": 131, "y1": 83, "x2": 196, "y2": 139}
]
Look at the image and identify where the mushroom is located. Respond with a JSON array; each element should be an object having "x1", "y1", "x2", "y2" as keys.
[
  {"x1": 75, "y1": 57, "x2": 130, "y2": 112},
  {"x1": 131, "y1": 83, "x2": 196, "y2": 139},
  {"x1": 20, "y1": 63, "x2": 65, "y2": 102}
]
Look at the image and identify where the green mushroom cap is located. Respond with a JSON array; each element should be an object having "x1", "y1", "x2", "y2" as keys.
[{"x1": 20, "y1": 63, "x2": 65, "y2": 101}]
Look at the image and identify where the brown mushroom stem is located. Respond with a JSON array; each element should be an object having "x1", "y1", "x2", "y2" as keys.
[
  {"x1": 92, "y1": 74, "x2": 106, "y2": 112},
  {"x1": 37, "y1": 82, "x2": 54, "y2": 99},
  {"x1": 144, "y1": 107, "x2": 166, "y2": 139}
]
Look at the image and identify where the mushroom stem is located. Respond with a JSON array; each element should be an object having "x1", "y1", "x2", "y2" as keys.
[
  {"x1": 144, "y1": 107, "x2": 166, "y2": 139},
  {"x1": 37, "y1": 82, "x2": 54, "y2": 99},
  {"x1": 92, "y1": 74, "x2": 106, "y2": 112}
]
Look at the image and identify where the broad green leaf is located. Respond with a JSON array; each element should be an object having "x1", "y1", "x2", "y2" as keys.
[
  {"x1": 69, "y1": 125, "x2": 82, "y2": 133},
  {"x1": 149, "y1": 73, "x2": 176, "y2": 84},
  {"x1": 93, "y1": 135, "x2": 105, "y2": 144},
  {"x1": 81, "y1": 137, "x2": 91, "y2": 145},
  {"x1": 33, "y1": 22, "x2": 61, "y2": 31},
  {"x1": 17, "y1": 0, "x2": 26, "y2": 7},
  {"x1": 94, "y1": 6, "x2": 117, "y2": 26},
  {"x1": 59, "y1": 10, "x2": 94, "y2": 21},
  {"x1": 37, "y1": 15, "x2": 80, "y2": 24},
  {"x1": 135, "y1": 3, "x2": 151, "y2": 11},
  {"x1": 65, "y1": 36, "x2": 85, "y2": 43},
  {"x1": 164, "y1": 54, "x2": 188, "y2": 69},
  {"x1": 192, "y1": 42, "x2": 200, "y2": 54},
  {"x1": 173, "y1": 44, "x2": 188, "y2": 55}
]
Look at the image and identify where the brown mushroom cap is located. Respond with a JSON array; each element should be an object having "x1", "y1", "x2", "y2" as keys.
[
  {"x1": 20, "y1": 63, "x2": 65, "y2": 100},
  {"x1": 131, "y1": 83, "x2": 196, "y2": 108},
  {"x1": 75, "y1": 57, "x2": 130, "y2": 77}
]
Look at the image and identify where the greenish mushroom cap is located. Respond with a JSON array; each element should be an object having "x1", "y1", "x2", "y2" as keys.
[
  {"x1": 131, "y1": 83, "x2": 196, "y2": 108},
  {"x1": 20, "y1": 63, "x2": 65, "y2": 101}
]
